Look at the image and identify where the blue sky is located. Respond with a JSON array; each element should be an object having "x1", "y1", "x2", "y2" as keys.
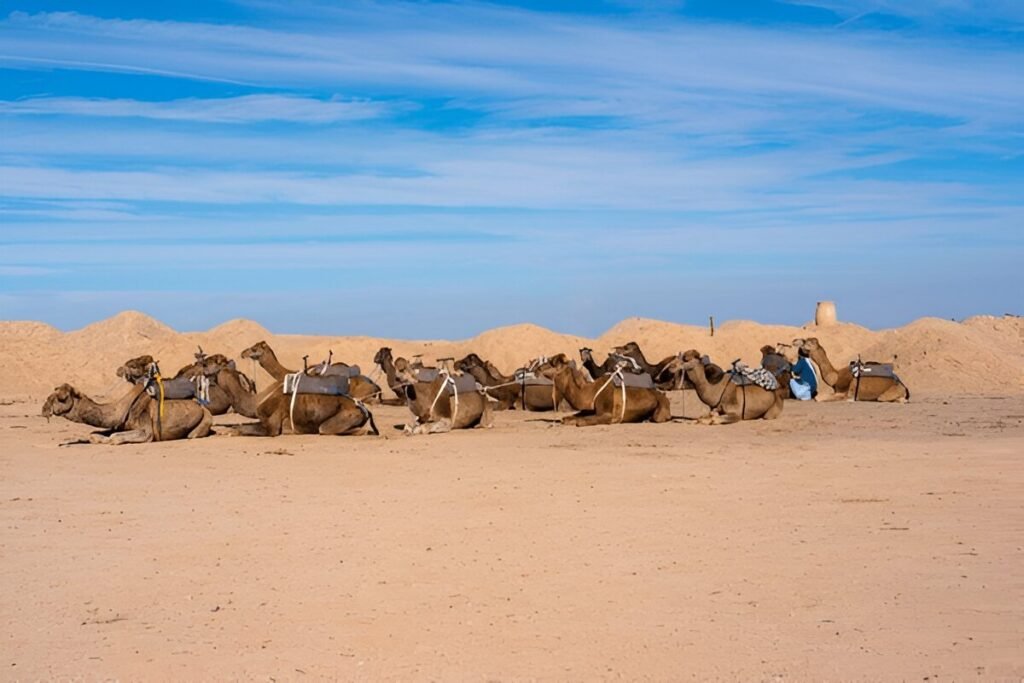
[{"x1": 1, "y1": 0, "x2": 1022, "y2": 337}]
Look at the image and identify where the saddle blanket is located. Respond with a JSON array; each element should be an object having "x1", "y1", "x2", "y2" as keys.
[
  {"x1": 283, "y1": 372, "x2": 351, "y2": 396},
  {"x1": 441, "y1": 373, "x2": 481, "y2": 395},
  {"x1": 611, "y1": 372, "x2": 655, "y2": 389},
  {"x1": 414, "y1": 368, "x2": 441, "y2": 383},
  {"x1": 760, "y1": 353, "x2": 791, "y2": 378},
  {"x1": 729, "y1": 366, "x2": 780, "y2": 391}
]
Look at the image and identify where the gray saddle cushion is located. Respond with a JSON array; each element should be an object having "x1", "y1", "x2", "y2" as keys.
[
  {"x1": 612, "y1": 372, "x2": 655, "y2": 389},
  {"x1": 851, "y1": 362, "x2": 896, "y2": 380},
  {"x1": 414, "y1": 368, "x2": 440, "y2": 383},
  {"x1": 761, "y1": 354, "x2": 790, "y2": 378},
  {"x1": 514, "y1": 369, "x2": 555, "y2": 387},
  {"x1": 285, "y1": 374, "x2": 351, "y2": 396},
  {"x1": 145, "y1": 377, "x2": 199, "y2": 401}
]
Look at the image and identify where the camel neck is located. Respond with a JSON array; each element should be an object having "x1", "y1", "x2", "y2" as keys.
[
  {"x1": 556, "y1": 367, "x2": 598, "y2": 411},
  {"x1": 258, "y1": 348, "x2": 293, "y2": 381},
  {"x1": 686, "y1": 365, "x2": 725, "y2": 407},
  {"x1": 808, "y1": 348, "x2": 839, "y2": 386},
  {"x1": 70, "y1": 385, "x2": 145, "y2": 429},
  {"x1": 217, "y1": 370, "x2": 260, "y2": 418}
]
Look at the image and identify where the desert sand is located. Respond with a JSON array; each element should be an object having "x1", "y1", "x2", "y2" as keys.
[{"x1": 1, "y1": 312, "x2": 1022, "y2": 680}]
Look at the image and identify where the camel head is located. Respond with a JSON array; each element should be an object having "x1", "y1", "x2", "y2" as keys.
[
  {"x1": 455, "y1": 353, "x2": 483, "y2": 372},
  {"x1": 579, "y1": 347, "x2": 594, "y2": 362},
  {"x1": 793, "y1": 338, "x2": 822, "y2": 356},
  {"x1": 42, "y1": 384, "x2": 81, "y2": 418},
  {"x1": 373, "y1": 347, "x2": 393, "y2": 367},
  {"x1": 196, "y1": 353, "x2": 234, "y2": 376},
  {"x1": 117, "y1": 355, "x2": 154, "y2": 384},
  {"x1": 241, "y1": 341, "x2": 272, "y2": 361},
  {"x1": 612, "y1": 341, "x2": 641, "y2": 354}
]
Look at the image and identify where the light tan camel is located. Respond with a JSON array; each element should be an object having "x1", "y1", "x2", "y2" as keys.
[
  {"x1": 241, "y1": 341, "x2": 382, "y2": 403},
  {"x1": 541, "y1": 363, "x2": 670, "y2": 426},
  {"x1": 793, "y1": 338, "x2": 909, "y2": 402},
  {"x1": 402, "y1": 371, "x2": 493, "y2": 435},
  {"x1": 42, "y1": 383, "x2": 212, "y2": 445},
  {"x1": 666, "y1": 357, "x2": 783, "y2": 424}
]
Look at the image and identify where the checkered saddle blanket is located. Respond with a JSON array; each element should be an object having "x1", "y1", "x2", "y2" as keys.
[{"x1": 729, "y1": 365, "x2": 780, "y2": 391}]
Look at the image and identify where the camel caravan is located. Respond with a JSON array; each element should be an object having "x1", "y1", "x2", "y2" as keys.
[{"x1": 41, "y1": 336, "x2": 910, "y2": 444}]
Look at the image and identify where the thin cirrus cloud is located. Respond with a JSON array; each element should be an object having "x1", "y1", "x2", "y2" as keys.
[
  {"x1": 0, "y1": 2, "x2": 1021, "y2": 333},
  {"x1": 0, "y1": 94, "x2": 392, "y2": 123}
]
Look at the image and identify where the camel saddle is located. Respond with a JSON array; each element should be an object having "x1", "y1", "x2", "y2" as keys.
[
  {"x1": 145, "y1": 375, "x2": 210, "y2": 404},
  {"x1": 850, "y1": 362, "x2": 898, "y2": 380},
  {"x1": 438, "y1": 373, "x2": 481, "y2": 395},
  {"x1": 728, "y1": 364, "x2": 780, "y2": 391},
  {"x1": 314, "y1": 363, "x2": 361, "y2": 378},
  {"x1": 283, "y1": 372, "x2": 350, "y2": 397},
  {"x1": 611, "y1": 372, "x2": 655, "y2": 389},
  {"x1": 514, "y1": 369, "x2": 554, "y2": 387}
]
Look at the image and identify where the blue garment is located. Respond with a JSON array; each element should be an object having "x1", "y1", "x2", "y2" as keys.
[{"x1": 790, "y1": 356, "x2": 818, "y2": 399}]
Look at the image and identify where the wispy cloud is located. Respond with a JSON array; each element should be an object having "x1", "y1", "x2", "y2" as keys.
[{"x1": 0, "y1": 94, "x2": 391, "y2": 123}]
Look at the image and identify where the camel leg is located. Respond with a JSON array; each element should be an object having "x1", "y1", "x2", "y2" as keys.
[
  {"x1": 564, "y1": 413, "x2": 615, "y2": 427},
  {"x1": 229, "y1": 410, "x2": 284, "y2": 437},
  {"x1": 318, "y1": 408, "x2": 371, "y2": 436},
  {"x1": 477, "y1": 399, "x2": 494, "y2": 429},
  {"x1": 93, "y1": 429, "x2": 153, "y2": 446},
  {"x1": 876, "y1": 383, "x2": 909, "y2": 403},
  {"x1": 187, "y1": 409, "x2": 214, "y2": 439},
  {"x1": 762, "y1": 396, "x2": 784, "y2": 420},
  {"x1": 651, "y1": 394, "x2": 672, "y2": 423}
]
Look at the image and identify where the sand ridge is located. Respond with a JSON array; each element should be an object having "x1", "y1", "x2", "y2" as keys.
[{"x1": 1, "y1": 311, "x2": 1022, "y2": 399}]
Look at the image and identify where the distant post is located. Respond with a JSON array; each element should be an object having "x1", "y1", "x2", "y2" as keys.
[{"x1": 709, "y1": 316, "x2": 715, "y2": 337}]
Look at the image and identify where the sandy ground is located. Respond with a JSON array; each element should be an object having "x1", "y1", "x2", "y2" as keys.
[{"x1": 2, "y1": 394, "x2": 1022, "y2": 681}]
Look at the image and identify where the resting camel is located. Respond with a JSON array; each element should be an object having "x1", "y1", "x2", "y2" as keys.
[
  {"x1": 402, "y1": 371, "x2": 493, "y2": 435},
  {"x1": 664, "y1": 357, "x2": 783, "y2": 424},
  {"x1": 657, "y1": 349, "x2": 725, "y2": 390},
  {"x1": 242, "y1": 341, "x2": 383, "y2": 403},
  {"x1": 41, "y1": 383, "x2": 212, "y2": 445},
  {"x1": 454, "y1": 353, "x2": 559, "y2": 411},
  {"x1": 793, "y1": 338, "x2": 909, "y2": 402},
  {"x1": 578, "y1": 347, "x2": 621, "y2": 379},
  {"x1": 540, "y1": 362, "x2": 670, "y2": 426},
  {"x1": 610, "y1": 342, "x2": 682, "y2": 388},
  {"x1": 760, "y1": 345, "x2": 793, "y2": 399},
  {"x1": 117, "y1": 353, "x2": 257, "y2": 416}
]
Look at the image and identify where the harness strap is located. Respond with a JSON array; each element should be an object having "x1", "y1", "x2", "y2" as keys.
[
  {"x1": 154, "y1": 373, "x2": 165, "y2": 441},
  {"x1": 285, "y1": 372, "x2": 302, "y2": 432},
  {"x1": 428, "y1": 372, "x2": 458, "y2": 424}
]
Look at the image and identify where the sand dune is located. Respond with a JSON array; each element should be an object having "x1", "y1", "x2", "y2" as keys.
[{"x1": 1, "y1": 311, "x2": 1022, "y2": 399}]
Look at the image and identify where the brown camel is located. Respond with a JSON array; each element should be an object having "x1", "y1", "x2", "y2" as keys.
[
  {"x1": 793, "y1": 338, "x2": 909, "y2": 402},
  {"x1": 760, "y1": 345, "x2": 793, "y2": 399},
  {"x1": 659, "y1": 349, "x2": 725, "y2": 390},
  {"x1": 402, "y1": 371, "x2": 493, "y2": 435},
  {"x1": 540, "y1": 363, "x2": 670, "y2": 426},
  {"x1": 454, "y1": 353, "x2": 559, "y2": 411},
  {"x1": 578, "y1": 347, "x2": 621, "y2": 379},
  {"x1": 666, "y1": 357, "x2": 784, "y2": 424},
  {"x1": 241, "y1": 341, "x2": 383, "y2": 403},
  {"x1": 610, "y1": 341, "x2": 682, "y2": 387},
  {"x1": 42, "y1": 383, "x2": 212, "y2": 445},
  {"x1": 117, "y1": 353, "x2": 256, "y2": 416}
]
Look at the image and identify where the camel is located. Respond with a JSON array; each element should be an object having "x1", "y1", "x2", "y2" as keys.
[
  {"x1": 117, "y1": 353, "x2": 257, "y2": 416},
  {"x1": 657, "y1": 349, "x2": 725, "y2": 390},
  {"x1": 664, "y1": 357, "x2": 783, "y2": 424},
  {"x1": 760, "y1": 345, "x2": 793, "y2": 399},
  {"x1": 540, "y1": 362, "x2": 670, "y2": 426},
  {"x1": 454, "y1": 353, "x2": 559, "y2": 411},
  {"x1": 578, "y1": 347, "x2": 621, "y2": 379},
  {"x1": 610, "y1": 341, "x2": 682, "y2": 388},
  {"x1": 402, "y1": 371, "x2": 493, "y2": 435},
  {"x1": 41, "y1": 383, "x2": 212, "y2": 445},
  {"x1": 373, "y1": 347, "x2": 443, "y2": 398},
  {"x1": 793, "y1": 338, "x2": 909, "y2": 402},
  {"x1": 241, "y1": 341, "x2": 383, "y2": 403}
]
